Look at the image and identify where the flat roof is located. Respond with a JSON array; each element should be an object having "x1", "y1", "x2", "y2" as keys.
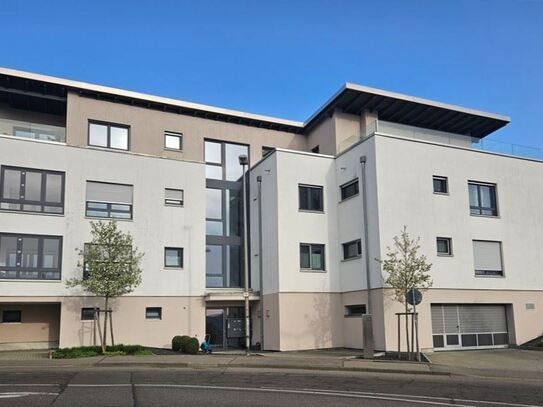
[{"x1": 0, "y1": 67, "x2": 509, "y2": 138}]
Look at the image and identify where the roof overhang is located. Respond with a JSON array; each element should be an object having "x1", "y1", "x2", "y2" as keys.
[{"x1": 304, "y1": 83, "x2": 510, "y2": 138}]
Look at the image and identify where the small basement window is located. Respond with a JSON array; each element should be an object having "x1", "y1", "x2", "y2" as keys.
[
  {"x1": 2, "y1": 310, "x2": 21, "y2": 323},
  {"x1": 81, "y1": 308, "x2": 98, "y2": 321},
  {"x1": 145, "y1": 307, "x2": 162, "y2": 320},
  {"x1": 345, "y1": 305, "x2": 366, "y2": 317}
]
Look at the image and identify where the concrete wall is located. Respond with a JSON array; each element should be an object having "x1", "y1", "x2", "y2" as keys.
[
  {"x1": 66, "y1": 92, "x2": 308, "y2": 164},
  {"x1": 0, "y1": 303, "x2": 60, "y2": 350},
  {"x1": 378, "y1": 121, "x2": 473, "y2": 148}
]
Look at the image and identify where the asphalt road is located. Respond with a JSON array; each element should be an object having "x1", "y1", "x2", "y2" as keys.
[{"x1": 0, "y1": 366, "x2": 541, "y2": 407}]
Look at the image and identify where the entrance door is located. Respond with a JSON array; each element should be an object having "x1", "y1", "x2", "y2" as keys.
[
  {"x1": 205, "y1": 309, "x2": 224, "y2": 346},
  {"x1": 205, "y1": 307, "x2": 246, "y2": 349},
  {"x1": 431, "y1": 304, "x2": 508, "y2": 350}
]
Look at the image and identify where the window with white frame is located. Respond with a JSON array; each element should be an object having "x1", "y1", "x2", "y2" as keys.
[
  {"x1": 299, "y1": 243, "x2": 325, "y2": 271},
  {"x1": 164, "y1": 131, "x2": 183, "y2": 150},
  {"x1": 88, "y1": 121, "x2": 129, "y2": 150}
]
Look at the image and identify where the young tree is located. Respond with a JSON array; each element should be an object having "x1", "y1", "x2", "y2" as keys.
[
  {"x1": 378, "y1": 226, "x2": 432, "y2": 359},
  {"x1": 66, "y1": 220, "x2": 144, "y2": 352}
]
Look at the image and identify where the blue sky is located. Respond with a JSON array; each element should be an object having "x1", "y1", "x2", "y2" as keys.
[{"x1": 2, "y1": 0, "x2": 542, "y2": 148}]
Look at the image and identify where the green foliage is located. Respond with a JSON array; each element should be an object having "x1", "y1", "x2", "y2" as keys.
[
  {"x1": 66, "y1": 220, "x2": 144, "y2": 298},
  {"x1": 172, "y1": 336, "x2": 184, "y2": 351},
  {"x1": 52, "y1": 344, "x2": 151, "y2": 359},
  {"x1": 378, "y1": 226, "x2": 433, "y2": 304},
  {"x1": 179, "y1": 335, "x2": 192, "y2": 352},
  {"x1": 184, "y1": 337, "x2": 200, "y2": 354}
]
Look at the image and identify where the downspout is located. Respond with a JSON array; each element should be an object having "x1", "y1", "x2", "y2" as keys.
[
  {"x1": 257, "y1": 175, "x2": 264, "y2": 350},
  {"x1": 360, "y1": 156, "x2": 372, "y2": 315}
]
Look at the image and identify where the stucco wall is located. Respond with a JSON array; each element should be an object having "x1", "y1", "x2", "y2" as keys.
[{"x1": 66, "y1": 92, "x2": 308, "y2": 164}]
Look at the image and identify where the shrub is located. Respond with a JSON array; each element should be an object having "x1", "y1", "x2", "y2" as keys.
[
  {"x1": 180, "y1": 335, "x2": 192, "y2": 353},
  {"x1": 172, "y1": 336, "x2": 184, "y2": 352},
  {"x1": 51, "y1": 344, "x2": 152, "y2": 359},
  {"x1": 184, "y1": 337, "x2": 200, "y2": 355}
]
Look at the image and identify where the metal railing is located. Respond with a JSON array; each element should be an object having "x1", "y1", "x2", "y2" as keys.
[
  {"x1": 471, "y1": 139, "x2": 543, "y2": 161},
  {"x1": 0, "y1": 117, "x2": 66, "y2": 143}
]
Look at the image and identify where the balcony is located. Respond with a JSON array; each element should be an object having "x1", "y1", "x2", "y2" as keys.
[
  {"x1": 471, "y1": 139, "x2": 543, "y2": 161},
  {"x1": 0, "y1": 117, "x2": 66, "y2": 143}
]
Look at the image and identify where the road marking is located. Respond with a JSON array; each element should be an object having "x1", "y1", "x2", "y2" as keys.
[
  {"x1": 295, "y1": 388, "x2": 543, "y2": 407},
  {"x1": 0, "y1": 392, "x2": 58, "y2": 399}
]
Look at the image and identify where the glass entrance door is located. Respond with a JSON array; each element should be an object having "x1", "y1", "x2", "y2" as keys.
[
  {"x1": 205, "y1": 306, "x2": 246, "y2": 349},
  {"x1": 205, "y1": 308, "x2": 224, "y2": 346}
]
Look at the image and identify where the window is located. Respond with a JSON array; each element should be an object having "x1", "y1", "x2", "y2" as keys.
[
  {"x1": 469, "y1": 182, "x2": 497, "y2": 216},
  {"x1": 81, "y1": 308, "x2": 98, "y2": 321},
  {"x1": 86, "y1": 181, "x2": 133, "y2": 219},
  {"x1": 345, "y1": 305, "x2": 366, "y2": 316},
  {"x1": 205, "y1": 140, "x2": 249, "y2": 182},
  {"x1": 164, "y1": 131, "x2": 183, "y2": 150},
  {"x1": 300, "y1": 243, "x2": 325, "y2": 271},
  {"x1": 205, "y1": 245, "x2": 243, "y2": 288},
  {"x1": 262, "y1": 146, "x2": 274, "y2": 158},
  {"x1": 0, "y1": 233, "x2": 62, "y2": 280},
  {"x1": 340, "y1": 179, "x2": 359, "y2": 201},
  {"x1": 436, "y1": 237, "x2": 452, "y2": 256},
  {"x1": 342, "y1": 239, "x2": 362, "y2": 260},
  {"x1": 433, "y1": 176, "x2": 448, "y2": 194},
  {"x1": 0, "y1": 166, "x2": 65, "y2": 214},
  {"x1": 2, "y1": 310, "x2": 21, "y2": 323},
  {"x1": 88, "y1": 121, "x2": 129, "y2": 150},
  {"x1": 164, "y1": 247, "x2": 183, "y2": 268},
  {"x1": 165, "y1": 188, "x2": 183, "y2": 206},
  {"x1": 145, "y1": 307, "x2": 162, "y2": 320},
  {"x1": 299, "y1": 185, "x2": 323, "y2": 212},
  {"x1": 83, "y1": 243, "x2": 132, "y2": 280},
  {"x1": 473, "y1": 240, "x2": 503, "y2": 276}
]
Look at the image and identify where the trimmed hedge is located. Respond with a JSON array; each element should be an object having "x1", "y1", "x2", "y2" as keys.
[
  {"x1": 172, "y1": 336, "x2": 184, "y2": 352},
  {"x1": 52, "y1": 344, "x2": 152, "y2": 359},
  {"x1": 179, "y1": 335, "x2": 192, "y2": 353},
  {"x1": 185, "y1": 337, "x2": 200, "y2": 354}
]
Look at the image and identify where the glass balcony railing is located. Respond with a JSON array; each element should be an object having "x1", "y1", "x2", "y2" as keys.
[
  {"x1": 0, "y1": 117, "x2": 66, "y2": 143},
  {"x1": 471, "y1": 139, "x2": 543, "y2": 161}
]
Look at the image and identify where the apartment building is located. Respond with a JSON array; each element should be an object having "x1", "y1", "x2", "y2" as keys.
[{"x1": 0, "y1": 67, "x2": 541, "y2": 352}]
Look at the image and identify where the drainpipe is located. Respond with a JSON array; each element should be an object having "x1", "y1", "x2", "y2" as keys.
[
  {"x1": 239, "y1": 155, "x2": 250, "y2": 356},
  {"x1": 257, "y1": 175, "x2": 264, "y2": 350},
  {"x1": 360, "y1": 156, "x2": 372, "y2": 315}
]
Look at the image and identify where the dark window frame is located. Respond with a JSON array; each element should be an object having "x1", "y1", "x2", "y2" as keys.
[
  {"x1": 344, "y1": 304, "x2": 367, "y2": 317},
  {"x1": 298, "y1": 184, "x2": 324, "y2": 212},
  {"x1": 473, "y1": 239, "x2": 504, "y2": 276},
  {"x1": 145, "y1": 307, "x2": 162, "y2": 320},
  {"x1": 81, "y1": 308, "x2": 99, "y2": 321},
  {"x1": 85, "y1": 181, "x2": 133, "y2": 220},
  {"x1": 164, "y1": 131, "x2": 183, "y2": 151},
  {"x1": 469, "y1": 181, "x2": 498, "y2": 216},
  {"x1": 342, "y1": 239, "x2": 362, "y2": 260},
  {"x1": 88, "y1": 120, "x2": 130, "y2": 151},
  {"x1": 164, "y1": 188, "x2": 184, "y2": 206},
  {"x1": 0, "y1": 233, "x2": 62, "y2": 280},
  {"x1": 164, "y1": 247, "x2": 183, "y2": 268},
  {"x1": 299, "y1": 243, "x2": 326, "y2": 271},
  {"x1": 340, "y1": 178, "x2": 359, "y2": 201},
  {"x1": 2, "y1": 310, "x2": 22, "y2": 323},
  {"x1": 436, "y1": 237, "x2": 453, "y2": 256},
  {"x1": 433, "y1": 176, "x2": 449, "y2": 194},
  {"x1": 0, "y1": 165, "x2": 65, "y2": 214}
]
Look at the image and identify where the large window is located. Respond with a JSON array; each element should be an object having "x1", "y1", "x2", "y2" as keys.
[
  {"x1": 473, "y1": 240, "x2": 503, "y2": 276},
  {"x1": 164, "y1": 131, "x2": 183, "y2": 151},
  {"x1": 342, "y1": 239, "x2": 362, "y2": 260},
  {"x1": 205, "y1": 244, "x2": 242, "y2": 288},
  {"x1": 340, "y1": 179, "x2": 359, "y2": 201},
  {"x1": 469, "y1": 182, "x2": 497, "y2": 216},
  {"x1": 0, "y1": 166, "x2": 64, "y2": 214},
  {"x1": 86, "y1": 181, "x2": 133, "y2": 219},
  {"x1": 299, "y1": 185, "x2": 323, "y2": 212},
  {"x1": 300, "y1": 243, "x2": 325, "y2": 271},
  {"x1": 164, "y1": 247, "x2": 183, "y2": 268},
  {"x1": 83, "y1": 243, "x2": 132, "y2": 279},
  {"x1": 205, "y1": 140, "x2": 249, "y2": 182},
  {"x1": 0, "y1": 233, "x2": 62, "y2": 280},
  {"x1": 88, "y1": 121, "x2": 129, "y2": 150}
]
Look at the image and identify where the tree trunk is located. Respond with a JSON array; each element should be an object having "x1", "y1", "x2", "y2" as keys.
[
  {"x1": 404, "y1": 301, "x2": 410, "y2": 360},
  {"x1": 102, "y1": 296, "x2": 109, "y2": 353}
]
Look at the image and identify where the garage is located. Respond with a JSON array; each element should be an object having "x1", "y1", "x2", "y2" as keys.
[{"x1": 431, "y1": 304, "x2": 509, "y2": 350}]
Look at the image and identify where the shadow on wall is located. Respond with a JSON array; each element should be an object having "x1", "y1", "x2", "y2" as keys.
[
  {"x1": 306, "y1": 291, "x2": 335, "y2": 349},
  {"x1": 62, "y1": 296, "x2": 114, "y2": 347}
]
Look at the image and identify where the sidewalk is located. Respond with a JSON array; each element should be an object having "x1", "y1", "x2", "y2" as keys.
[{"x1": 0, "y1": 348, "x2": 541, "y2": 380}]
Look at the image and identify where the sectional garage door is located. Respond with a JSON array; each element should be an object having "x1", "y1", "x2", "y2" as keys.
[{"x1": 431, "y1": 304, "x2": 508, "y2": 350}]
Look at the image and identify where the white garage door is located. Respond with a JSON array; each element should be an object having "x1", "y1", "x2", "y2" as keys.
[{"x1": 431, "y1": 304, "x2": 508, "y2": 350}]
